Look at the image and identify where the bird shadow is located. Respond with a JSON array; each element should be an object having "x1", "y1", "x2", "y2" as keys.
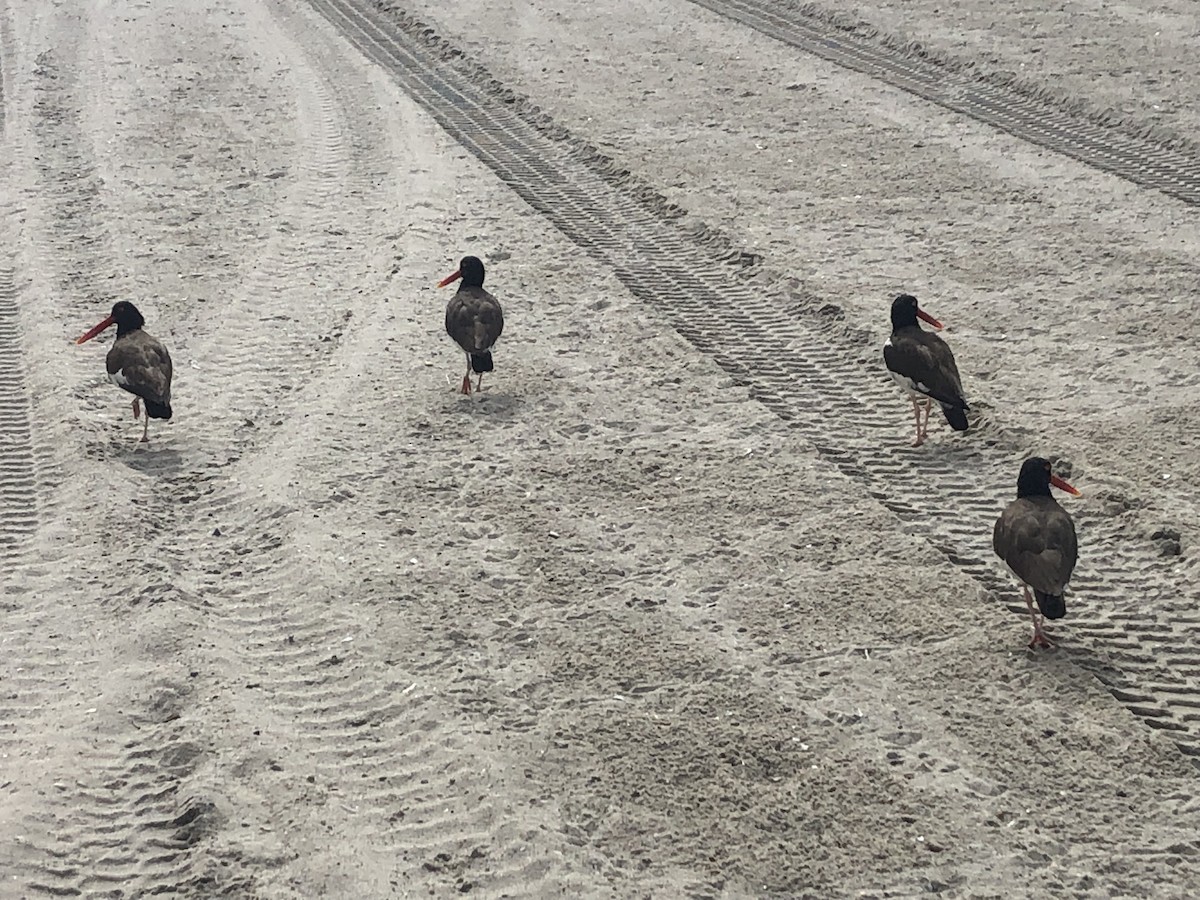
[
  {"x1": 445, "y1": 391, "x2": 526, "y2": 421},
  {"x1": 118, "y1": 444, "x2": 186, "y2": 477}
]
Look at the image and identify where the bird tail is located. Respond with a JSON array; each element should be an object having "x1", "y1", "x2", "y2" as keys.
[
  {"x1": 470, "y1": 351, "x2": 493, "y2": 374},
  {"x1": 1034, "y1": 590, "x2": 1066, "y2": 620},
  {"x1": 941, "y1": 402, "x2": 969, "y2": 432},
  {"x1": 144, "y1": 399, "x2": 173, "y2": 420}
]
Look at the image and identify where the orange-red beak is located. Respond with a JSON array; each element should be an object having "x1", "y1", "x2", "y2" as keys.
[
  {"x1": 437, "y1": 270, "x2": 462, "y2": 288},
  {"x1": 916, "y1": 309, "x2": 944, "y2": 331},
  {"x1": 76, "y1": 315, "x2": 115, "y2": 344},
  {"x1": 1050, "y1": 474, "x2": 1082, "y2": 497}
]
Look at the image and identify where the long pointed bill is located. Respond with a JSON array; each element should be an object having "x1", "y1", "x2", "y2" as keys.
[
  {"x1": 1050, "y1": 474, "x2": 1082, "y2": 497},
  {"x1": 916, "y1": 308, "x2": 945, "y2": 331},
  {"x1": 437, "y1": 270, "x2": 462, "y2": 288},
  {"x1": 76, "y1": 315, "x2": 116, "y2": 344}
]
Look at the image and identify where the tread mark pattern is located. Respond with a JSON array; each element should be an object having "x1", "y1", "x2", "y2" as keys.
[
  {"x1": 0, "y1": 21, "x2": 39, "y2": 563},
  {"x1": 0, "y1": 6, "x2": 389, "y2": 895},
  {"x1": 0, "y1": 267, "x2": 38, "y2": 563},
  {"x1": 687, "y1": 0, "x2": 1200, "y2": 205},
  {"x1": 314, "y1": 0, "x2": 1199, "y2": 762}
]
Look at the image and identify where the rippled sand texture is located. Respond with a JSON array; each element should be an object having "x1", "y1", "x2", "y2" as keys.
[{"x1": 1, "y1": 0, "x2": 1199, "y2": 897}]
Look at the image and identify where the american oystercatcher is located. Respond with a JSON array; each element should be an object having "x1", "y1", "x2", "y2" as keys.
[
  {"x1": 77, "y1": 301, "x2": 173, "y2": 442},
  {"x1": 438, "y1": 256, "x2": 504, "y2": 395},
  {"x1": 992, "y1": 457, "x2": 1081, "y2": 649},
  {"x1": 883, "y1": 294, "x2": 969, "y2": 446}
]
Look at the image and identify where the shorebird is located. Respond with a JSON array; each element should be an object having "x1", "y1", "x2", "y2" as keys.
[
  {"x1": 993, "y1": 457, "x2": 1081, "y2": 649},
  {"x1": 77, "y1": 301, "x2": 173, "y2": 442},
  {"x1": 438, "y1": 255, "x2": 504, "y2": 395},
  {"x1": 883, "y1": 293, "x2": 969, "y2": 446}
]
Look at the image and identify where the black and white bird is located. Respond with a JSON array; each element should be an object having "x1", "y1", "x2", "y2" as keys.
[
  {"x1": 883, "y1": 293, "x2": 969, "y2": 446},
  {"x1": 438, "y1": 256, "x2": 504, "y2": 395},
  {"x1": 77, "y1": 301, "x2": 173, "y2": 443},
  {"x1": 993, "y1": 457, "x2": 1081, "y2": 649}
]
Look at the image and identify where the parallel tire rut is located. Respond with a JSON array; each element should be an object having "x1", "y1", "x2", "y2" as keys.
[
  {"x1": 314, "y1": 0, "x2": 1196, "y2": 759},
  {"x1": 0, "y1": 3, "x2": 398, "y2": 895},
  {"x1": 0, "y1": 267, "x2": 37, "y2": 563},
  {"x1": 155, "y1": 7, "x2": 588, "y2": 887},
  {"x1": 686, "y1": 0, "x2": 1200, "y2": 206}
]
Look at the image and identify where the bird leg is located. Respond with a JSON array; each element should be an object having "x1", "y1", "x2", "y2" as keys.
[
  {"x1": 460, "y1": 356, "x2": 472, "y2": 395},
  {"x1": 909, "y1": 397, "x2": 924, "y2": 447},
  {"x1": 1023, "y1": 585, "x2": 1054, "y2": 649},
  {"x1": 919, "y1": 399, "x2": 932, "y2": 444},
  {"x1": 131, "y1": 398, "x2": 141, "y2": 420},
  {"x1": 140, "y1": 416, "x2": 150, "y2": 443},
  {"x1": 476, "y1": 372, "x2": 485, "y2": 393}
]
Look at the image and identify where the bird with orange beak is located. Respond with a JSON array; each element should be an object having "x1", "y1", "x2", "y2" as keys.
[
  {"x1": 993, "y1": 457, "x2": 1082, "y2": 649},
  {"x1": 77, "y1": 301, "x2": 173, "y2": 442},
  {"x1": 438, "y1": 256, "x2": 504, "y2": 395},
  {"x1": 883, "y1": 293, "x2": 970, "y2": 446}
]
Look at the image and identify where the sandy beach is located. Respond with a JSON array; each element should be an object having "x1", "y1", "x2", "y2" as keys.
[{"x1": 1, "y1": 0, "x2": 1199, "y2": 896}]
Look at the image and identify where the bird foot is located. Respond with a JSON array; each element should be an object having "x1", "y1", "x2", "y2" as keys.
[
  {"x1": 1028, "y1": 631, "x2": 1055, "y2": 650},
  {"x1": 910, "y1": 435, "x2": 925, "y2": 447},
  {"x1": 460, "y1": 375, "x2": 472, "y2": 395}
]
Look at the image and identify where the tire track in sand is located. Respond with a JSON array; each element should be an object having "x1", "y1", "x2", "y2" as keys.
[
  {"x1": 0, "y1": 10, "x2": 40, "y2": 567},
  {"x1": 3, "y1": 0, "x2": 564, "y2": 893},
  {"x1": 1, "y1": 575, "x2": 242, "y2": 893},
  {"x1": 0, "y1": 35, "x2": 112, "y2": 570},
  {"x1": 76, "y1": 0, "x2": 358, "y2": 468},
  {"x1": 0, "y1": 266, "x2": 37, "y2": 567},
  {"x1": 0, "y1": 1, "x2": 392, "y2": 895},
  {"x1": 128, "y1": 4, "x2": 604, "y2": 893},
  {"x1": 687, "y1": 0, "x2": 1200, "y2": 207},
  {"x1": 0, "y1": 14, "x2": 241, "y2": 893},
  {"x1": 312, "y1": 0, "x2": 1200, "y2": 762}
]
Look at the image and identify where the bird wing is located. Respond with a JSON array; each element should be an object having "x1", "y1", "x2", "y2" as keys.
[
  {"x1": 107, "y1": 332, "x2": 173, "y2": 404},
  {"x1": 446, "y1": 288, "x2": 503, "y2": 353},
  {"x1": 884, "y1": 330, "x2": 967, "y2": 408},
  {"x1": 993, "y1": 498, "x2": 1078, "y2": 593}
]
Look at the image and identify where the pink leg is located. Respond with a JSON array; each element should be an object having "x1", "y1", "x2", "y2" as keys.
[
  {"x1": 140, "y1": 416, "x2": 150, "y2": 443},
  {"x1": 476, "y1": 372, "x2": 484, "y2": 393},
  {"x1": 460, "y1": 357, "x2": 472, "y2": 395},
  {"x1": 132, "y1": 398, "x2": 141, "y2": 419},
  {"x1": 919, "y1": 399, "x2": 932, "y2": 443},
  {"x1": 1024, "y1": 585, "x2": 1054, "y2": 649},
  {"x1": 909, "y1": 398, "x2": 924, "y2": 447}
]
